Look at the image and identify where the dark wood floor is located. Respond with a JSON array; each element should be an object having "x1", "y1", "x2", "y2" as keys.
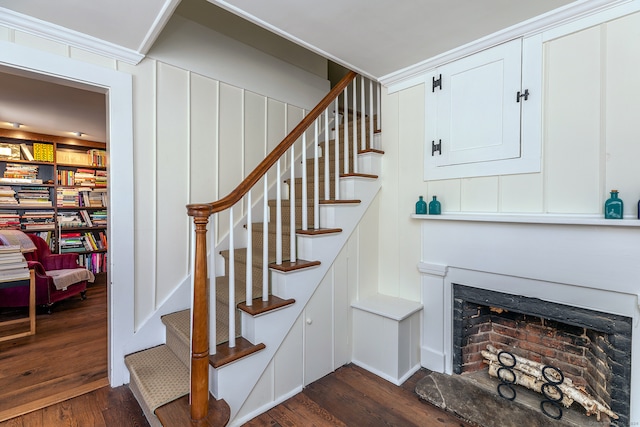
[
  {"x1": 0, "y1": 385, "x2": 149, "y2": 427},
  {"x1": 244, "y1": 364, "x2": 476, "y2": 427},
  {"x1": 0, "y1": 281, "x2": 108, "y2": 422},
  {"x1": 1, "y1": 282, "x2": 473, "y2": 427}
]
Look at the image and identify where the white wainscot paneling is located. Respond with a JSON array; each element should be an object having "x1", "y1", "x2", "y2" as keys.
[
  {"x1": 544, "y1": 26, "x2": 601, "y2": 214},
  {"x1": 460, "y1": 176, "x2": 498, "y2": 212},
  {"x1": 605, "y1": 12, "x2": 640, "y2": 216},
  {"x1": 244, "y1": 91, "x2": 266, "y2": 174},
  {"x1": 190, "y1": 73, "x2": 218, "y2": 204},
  {"x1": 156, "y1": 62, "x2": 190, "y2": 303}
]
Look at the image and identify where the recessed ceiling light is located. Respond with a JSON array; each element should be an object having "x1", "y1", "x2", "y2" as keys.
[
  {"x1": 11, "y1": 122, "x2": 21, "y2": 128},
  {"x1": 73, "y1": 131, "x2": 83, "y2": 137}
]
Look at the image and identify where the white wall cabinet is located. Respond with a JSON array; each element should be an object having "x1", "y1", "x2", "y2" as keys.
[{"x1": 425, "y1": 36, "x2": 543, "y2": 180}]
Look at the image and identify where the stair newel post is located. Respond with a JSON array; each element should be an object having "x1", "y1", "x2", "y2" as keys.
[{"x1": 187, "y1": 204, "x2": 213, "y2": 423}]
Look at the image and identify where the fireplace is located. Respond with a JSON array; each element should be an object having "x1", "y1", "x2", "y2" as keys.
[
  {"x1": 416, "y1": 215, "x2": 640, "y2": 426},
  {"x1": 452, "y1": 284, "x2": 631, "y2": 425}
]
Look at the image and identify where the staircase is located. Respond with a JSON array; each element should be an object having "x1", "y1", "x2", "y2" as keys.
[{"x1": 125, "y1": 72, "x2": 382, "y2": 426}]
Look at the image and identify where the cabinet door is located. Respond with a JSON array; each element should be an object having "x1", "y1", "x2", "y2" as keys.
[
  {"x1": 435, "y1": 38, "x2": 522, "y2": 166},
  {"x1": 303, "y1": 274, "x2": 334, "y2": 386}
]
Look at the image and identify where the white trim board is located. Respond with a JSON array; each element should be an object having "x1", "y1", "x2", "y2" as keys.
[
  {"x1": 382, "y1": 0, "x2": 634, "y2": 92},
  {"x1": 0, "y1": 7, "x2": 144, "y2": 64},
  {"x1": 0, "y1": 40, "x2": 135, "y2": 387}
]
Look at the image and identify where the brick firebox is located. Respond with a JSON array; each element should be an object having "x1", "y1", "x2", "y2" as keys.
[{"x1": 452, "y1": 284, "x2": 632, "y2": 426}]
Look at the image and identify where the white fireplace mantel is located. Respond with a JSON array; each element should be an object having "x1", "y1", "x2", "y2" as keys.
[
  {"x1": 416, "y1": 214, "x2": 640, "y2": 422},
  {"x1": 412, "y1": 212, "x2": 640, "y2": 227}
]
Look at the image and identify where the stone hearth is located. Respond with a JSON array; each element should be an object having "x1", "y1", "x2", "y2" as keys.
[{"x1": 416, "y1": 370, "x2": 609, "y2": 427}]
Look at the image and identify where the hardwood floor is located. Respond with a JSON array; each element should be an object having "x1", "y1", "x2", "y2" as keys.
[
  {"x1": 244, "y1": 365, "x2": 477, "y2": 427},
  {"x1": 1, "y1": 285, "x2": 473, "y2": 427},
  {"x1": 0, "y1": 385, "x2": 149, "y2": 427},
  {"x1": 0, "y1": 281, "x2": 108, "y2": 422}
]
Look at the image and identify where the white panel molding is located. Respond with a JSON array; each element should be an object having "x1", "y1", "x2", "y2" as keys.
[
  {"x1": 382, "y1": 0, "x2": 630, "y2": 92},
  {"x1": 0, "y1": 7, "x2": 144, "y2": 65}
]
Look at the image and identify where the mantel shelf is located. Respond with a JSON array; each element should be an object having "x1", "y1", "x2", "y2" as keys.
[{"x1": 411, "y1": 213, "x2": 640, "y2": 227}]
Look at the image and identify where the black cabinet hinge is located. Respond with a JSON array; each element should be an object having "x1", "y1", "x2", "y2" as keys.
[
  {"x1": 432, "y1": 74, "x2": 442, "y2": 92},
  {"x1": 432, "y1": 139, "x2": 442, "y2": 156},
  {"x1": 516, "y1": 89, "x2": 530, "y2": 102}
]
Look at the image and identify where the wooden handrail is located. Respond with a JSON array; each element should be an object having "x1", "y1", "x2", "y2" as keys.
[{"x1": 186, "y1": 70, "x2": 357, "y2": 218}]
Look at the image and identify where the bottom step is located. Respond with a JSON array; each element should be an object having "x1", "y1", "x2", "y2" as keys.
[
  {"x1": 125, "y1": 344, "x2": 189, "y2": 427},
  {"x1": 155, "y1": 394, "x2": 230, "y2": 427}
]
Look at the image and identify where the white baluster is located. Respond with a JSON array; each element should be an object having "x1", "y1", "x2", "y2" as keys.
[
  {"x1": 313, "y1": 119, "x2": 319, "y2": 230},
  {"x1": 376, "y1": 81, "x2": 381, "y2": 132},
  {"x1": 301, "y1": 131, "x2": 308, "y2": 231},
  {"x1": 324, "y1": 108, "x2": 330, "y2": 201},
  {"x1": 245, "y1": 191, "x2": 252, "y2": 307},
  {"x1": 334, "y1": 98, "x2": 340, "y2": 200},
  {"x1": 289, "y1": 144, "x2": 296, "y2": 262},
  {"x1": 276, "y1": 159, "x2": 282, "y2": 265},
  {"x1": 343, "y1": 87, "x2": 349, "y2": 175},
  {"x1": 190, "y1": 221, "x2": 196, "y2": 358},
  {"x1": 353, "y1": 79, "x2": 358, "y2": 173},
  {"x1": 207, "y1": 217, "x2": 216, "y2": 353},
  {"x1": 262, "y1": 177, "x2": 268, "y2": 301},
  {"x1": 361, "y1": 76, "x2": 366, "y2": 152},
  {"x1": 228, "y1": 206, "x2": 235, "y2": 348},
  {"x1": 370, "y1": 79, "x2": 375, "y2": 149}
]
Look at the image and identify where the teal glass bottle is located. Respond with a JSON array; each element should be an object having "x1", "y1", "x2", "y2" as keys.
[
  {"x1": 604, "y1": 190, "x2": 623, "y2": 219},
  {"x1": 428, "y1": 196, "x2": 441, "y2": 215},
  {"x1": 415, "y1": 196, "x2": 427, "y2": 214}
]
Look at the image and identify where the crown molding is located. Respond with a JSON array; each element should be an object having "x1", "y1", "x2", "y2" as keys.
[
  {"x1": 0, "y1": 7, "x2": 144, "y2": 65},
  {"x1": 381, "y1": 0, "x2": 632, "y2": 91}
]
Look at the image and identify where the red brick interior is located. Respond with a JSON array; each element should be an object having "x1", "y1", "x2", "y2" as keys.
[{"x1": 459, "y1": 304, "x2": 609, "y2": 406}]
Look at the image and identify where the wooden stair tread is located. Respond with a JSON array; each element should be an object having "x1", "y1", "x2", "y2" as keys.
[
  {"x1": 296, "y1": 227, "x2": 342, "y2": 236},
  {"x1": 210, "y1": 337, "x2": 266, "y2": 369},
  {"x1": 359, "y1": 148, "x2": 384, "y2": 154},
  {"x1": 269, "y1": 259, "x2": 321, "y2": 272},
  {"x1": 340, "y1": 172, "x2": 378, "y2": 179},
  {"x1": 155, "y1": 394, "x2": 230, "y2": 427},
  {"x1": 238, "y1": 295, "x2": 295, "y2": 316},
  {"x1": 319, "y1": 199, "x2": 361, "y2": 205}
]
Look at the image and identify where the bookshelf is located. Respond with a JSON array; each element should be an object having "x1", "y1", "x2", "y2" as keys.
[{"x1": 0, "y1": 129, "x2": 108, "y2": 278}]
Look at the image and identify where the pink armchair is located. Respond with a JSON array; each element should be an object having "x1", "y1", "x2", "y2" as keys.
[{"x1": 0, "y1": 234, "x2": 90, "y2": 313}]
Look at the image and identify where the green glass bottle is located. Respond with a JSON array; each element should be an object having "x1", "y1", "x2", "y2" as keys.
[
  {"x1": 415, "y1": 196, "x2": 427, "y2": 214},
  {"x1": 604, "y1": 190, "x2": 623, "y2": 219},
  {"x1": 428, "y1": 196, "x2": 441, "y2": 215}
]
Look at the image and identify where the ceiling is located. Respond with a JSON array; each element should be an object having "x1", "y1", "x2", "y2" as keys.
[{"x1": 0, "y1": 0, "x2": 608, "y2": 141}]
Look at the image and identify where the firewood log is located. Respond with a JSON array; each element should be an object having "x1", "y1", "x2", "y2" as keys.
[{"x1": 481, "y1": 345, "x2": 617, "y2": 420}]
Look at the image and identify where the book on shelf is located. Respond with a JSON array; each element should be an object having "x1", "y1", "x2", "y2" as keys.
[
  {"x1": 15, "y1": 186, "x2": 52, "y2": 207},
  {"x1": 0, "y1": 187, "x2": 17, "y2": 206},
  {"x1": 57, "y1": 211, "x2": 84, "y2": 228},
  {"x1": 33, "y1": 143, "x2": 54, "y2": 162},
  {"x1": 78, "y1": 251, "x2": 107, "y2": 274},
  {"x1": 56, "y1": 187, "x2": 80, "y2": 207},
  {"x1": 0, "y1": 210, "x2": 20, "y2": 229},
  {"x1": 4, "y1": 163, "x2": 39, "y2": 180},
  {"x1": 20, "y1": 144, "x2": 34, "y2": 161},
  {"x1": 87, "y1": 149, "x2": 107, "y2": 167}
]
